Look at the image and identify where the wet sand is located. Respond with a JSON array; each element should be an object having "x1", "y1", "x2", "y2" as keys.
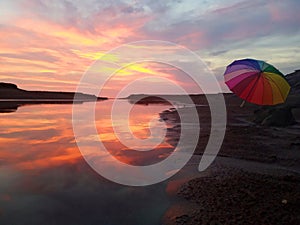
[{"x1": 161, "y1": 94, "x2": 300, "y2": 225}]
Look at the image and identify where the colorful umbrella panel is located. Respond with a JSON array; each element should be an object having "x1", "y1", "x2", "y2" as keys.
[{"x1": 224, "y1": 59, "x2": 291, "y2": 105}]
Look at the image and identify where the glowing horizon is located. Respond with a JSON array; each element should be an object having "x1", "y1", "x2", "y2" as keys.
[{"x1": 0, "y1": 0, "x2": 299, "y2": 97}]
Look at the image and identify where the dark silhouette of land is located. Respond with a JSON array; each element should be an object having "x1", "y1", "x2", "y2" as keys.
[
  {"x1": 0, "y1": 82, "x2": 108, "y2": 113},
  {"x1": 127, "y1": 93, "x2": 233, "y2": 105},
  {"x1": 286, "y1": 69, "x2": 300, "y2": 94}
]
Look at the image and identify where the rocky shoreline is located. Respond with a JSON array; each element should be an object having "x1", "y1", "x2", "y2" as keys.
[
  {"x1": 160, "y1": 94, "x2": 300, "y2": 225},
  {"x1": 164, "y1": 166, "x2": 300, "y2": 225}
]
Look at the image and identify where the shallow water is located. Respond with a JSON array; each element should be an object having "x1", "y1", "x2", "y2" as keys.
[{"x1": 0, "y1": 100, "x2": 176, "y2": 225}]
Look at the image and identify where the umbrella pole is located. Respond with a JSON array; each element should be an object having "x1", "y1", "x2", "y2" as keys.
[{"x1": 240, "y1": 100, "x2": 246, "y2": 108}]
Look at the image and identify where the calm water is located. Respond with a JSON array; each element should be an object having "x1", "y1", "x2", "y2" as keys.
[{"x1": 0, "y1": 100, "x2": 177, "y2": 225}]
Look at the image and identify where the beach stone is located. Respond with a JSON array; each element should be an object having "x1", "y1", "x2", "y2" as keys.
[
  {"x1": 209, "y1": 220, "x2": 222, "y2": 225},
  {"x1": 177, "y1": 168, "x2": 300, "y2": 225},
  {"x1": 175, "y1": 214, "x2": 190, "y2": 224}
]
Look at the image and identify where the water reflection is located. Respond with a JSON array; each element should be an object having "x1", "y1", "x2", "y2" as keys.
[
  {"x1": 95, "y1": 100, "x2": 175, "y2": 166},
  {"x1": 0, "y1": 100, "x2": 86, "y2": 113},
  {"x1": 0, "y1": 102, "x2": 19, "y2": 113},
  {"x1": 0, "y1": 100, "x2": 174, "y2": 225}
]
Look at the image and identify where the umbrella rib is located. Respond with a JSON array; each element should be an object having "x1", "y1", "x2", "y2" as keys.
[
  {"x1": 267, "y1": 75, "x2": 285, "y2": 102},
  {"x1": 261, "y1": 77, "x2": 264, "y2": 104},
  {"x1": 243, "y1": 74, "x2": 261, "y2": 102},
  {"x1": 265, "y1": 76, "x2": 273, "y2": 105}
]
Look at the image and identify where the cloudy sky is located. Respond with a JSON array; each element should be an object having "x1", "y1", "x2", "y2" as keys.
[{"x1": 0, "y1": 0, "x2": 299, "y2": 96}]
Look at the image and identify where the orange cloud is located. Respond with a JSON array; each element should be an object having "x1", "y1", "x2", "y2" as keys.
[{"x1": 0, "y1": 10, "x2": 148, "y2": 93}]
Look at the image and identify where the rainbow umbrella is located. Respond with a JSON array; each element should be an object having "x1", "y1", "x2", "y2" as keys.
[{"x1": 224, "y1": 58, "x2": 291, "y2": 106}]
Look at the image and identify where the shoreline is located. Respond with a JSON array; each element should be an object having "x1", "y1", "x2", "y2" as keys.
[
  {"x1": 163, "y1": 161, "x2": 300, "y2": 225},
  {"x1": 160, "y1": 94, "x2": 300, "y2": 225}
]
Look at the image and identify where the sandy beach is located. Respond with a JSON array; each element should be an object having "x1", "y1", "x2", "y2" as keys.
[{"x1": 161, "y1": 94, "x2": 300, "y2": 225}]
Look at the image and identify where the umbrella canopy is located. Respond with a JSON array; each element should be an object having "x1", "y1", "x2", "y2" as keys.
[{"x1": 224, "y1": 58, "x2": 291, "y2": 105}]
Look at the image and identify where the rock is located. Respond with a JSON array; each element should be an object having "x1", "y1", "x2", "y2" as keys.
[
  {"x1": 175, "y1": 214, "x2": 190, "y2": 224},
  {"x1": 261, "y1": 107, "x2": 296, "y2": 126},
  {"x1": 209, "y1": 220, "x2": 222, "y2": 225},
  {"x1": 253, "y1": 106, "x2": 296, "y2": 127},
  {"x1": 252, "y1": 107, "x2": 272, "y2": 124},
  {"x1": 286, "y1": 70, "x2": 300, "y2": 95}
]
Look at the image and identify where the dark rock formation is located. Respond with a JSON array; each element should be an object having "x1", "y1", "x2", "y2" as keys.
[
  {"x1": 0, "y1": 82, "x2": 18, "y2": 89},
  {"x1": 253, "y1": 106, "x2": 296, "y2": 127},
  {"x1": 286, "y1": 70, "x2": 300, "y2": 94},
  {"x1": 0, "y1": 82, "x2": 107, "y2": 100},
  {"x1": 251, "y1": 69, "x2": 300, "y2": 126},
  {"x1": 0, "y1": 82, "x2": 108, "y2": 113}
]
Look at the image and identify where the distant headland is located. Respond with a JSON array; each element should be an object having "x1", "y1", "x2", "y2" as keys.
[
  {"x1": 0, "y1": 82, "x2": 108, "y2": 113},
  {"x1": 0, "y1": 82, "x2": 108, "y2": 101}
]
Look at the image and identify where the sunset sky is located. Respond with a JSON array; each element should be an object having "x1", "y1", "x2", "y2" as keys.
[{"x1": 0, "y1": 0, "x2": 299, "y2": 97}]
